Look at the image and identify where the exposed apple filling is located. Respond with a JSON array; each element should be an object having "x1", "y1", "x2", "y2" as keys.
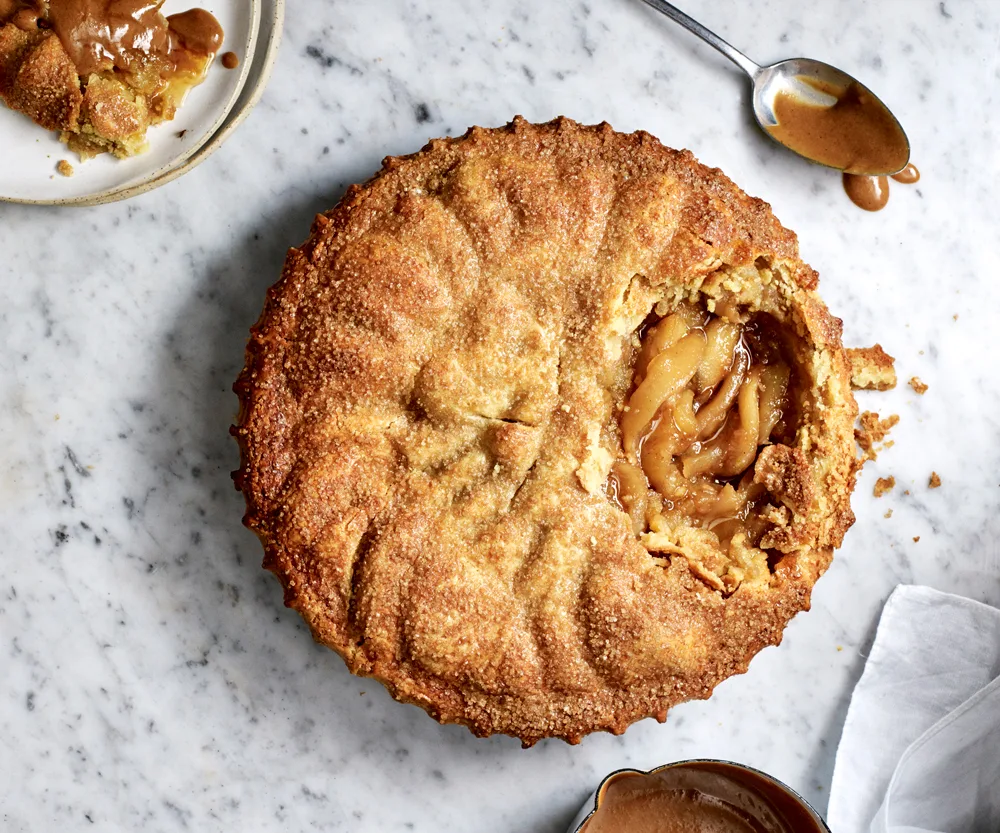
[{"x1": 610, "y1": 301, "x2": 801, "y2": 593}]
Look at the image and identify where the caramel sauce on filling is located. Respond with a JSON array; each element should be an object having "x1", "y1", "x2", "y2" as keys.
[
  {"x1": 581, "y1": 765, "x2": 821, "y2": 833},
  {"x1": 1, "y1": 0, "x2": 224, "y2": 82},
  {"x1": 609, "y1": 302, "x2": 796, "y2": 576},
  {"x1": 167, "y1": 8, "x2": 223, "y2": 59},
  {"x1": 0, "y1": 0, "x2": 40, "y2": 29}
]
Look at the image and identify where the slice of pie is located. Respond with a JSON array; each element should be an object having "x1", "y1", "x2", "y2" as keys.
[
  {"x1": 0, "y1": 0, "x2": 223, "y2": 160},
  {"x1": 232, "y1": 117, "x2": 861, "y2": 746}
]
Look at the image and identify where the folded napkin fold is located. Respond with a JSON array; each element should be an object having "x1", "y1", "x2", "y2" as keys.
[{"x1": 828, "y1": 585, "x2": 1000, "y2": 833}]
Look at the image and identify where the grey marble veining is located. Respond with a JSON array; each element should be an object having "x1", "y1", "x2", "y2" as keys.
[{"x1": 2, "y1": 1, "x2": 999, "y2": 830}]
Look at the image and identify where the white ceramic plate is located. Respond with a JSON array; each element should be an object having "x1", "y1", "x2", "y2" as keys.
[
  {"x1": 88, "y1": 0, "x2": 284, "y2": 207},
  {"x1": 0, "y1": 0, "x2": 260, "y2": 205}
]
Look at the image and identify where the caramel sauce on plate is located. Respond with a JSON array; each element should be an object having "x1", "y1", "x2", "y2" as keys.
[
  {"x1": 582, "y1": 764, "x2": 825, "y2": 833},
  {"x1": 167, "y1": 8, "x2": 224, "y2": 56},
  {"x1": 766, "y1": 76, "x2": 918, "y2": 212},
  {"x1": 221, "y1": 50, "x2": 239, "y2": 69}
]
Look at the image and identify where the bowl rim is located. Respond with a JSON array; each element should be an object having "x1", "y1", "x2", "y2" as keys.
[
  {"x1": 569, "y1": 759, "x2": 832, "y2": 833},
  {"x1": 0, "y1": 0, "x2": 284, "y2": 207}
]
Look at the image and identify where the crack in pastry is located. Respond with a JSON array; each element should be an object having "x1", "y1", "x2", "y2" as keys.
[
  {"x1": 0, "y1": 0, "x2": 223, "y2": 159},
  {"x1": 232, "y1": 117, "x2": 860, "y2": 746}
]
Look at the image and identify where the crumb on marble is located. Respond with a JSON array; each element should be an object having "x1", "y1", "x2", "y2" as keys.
[
  {"x1": 874, "y1": 476, "x2": 896, "y2": 498},
  {"x1": 953, "y1": 314, "x2": 959, "y2": 321},
  {"x1": 56, "y1": 159, "x2": 74, "y2": 177},
  {"x1": 913, "y1": 536, "x2": 920, "y2": 542},
  {"x1": 856, "y1": 411, "x2": 900, "y2": 463},
  {"x1": 929, "y1": 472, "x2": 942, "y2": 489},
  {"x1": 909, "y1": 376, "x2": 929, "y2": 395},
  {"x1": 884, "y1": 509, "x2": 893, "y2": 519},
  {"x1": 847, "y1": 344, "x2": 897, "y2": 391},
  {"x1": 836, "y1": 645, "x2": 843, "y2": 652},
  {"x1": 904, "y1": 489, "x2": 910, "y2": 495}
]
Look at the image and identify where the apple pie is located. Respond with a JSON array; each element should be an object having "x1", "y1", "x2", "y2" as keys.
[
  {"x1": 233, "y1": 117, "x2": 860, "y2": 745},
  {"x1": 0, "y1": 0, "x2": 223, "y2": 159}
]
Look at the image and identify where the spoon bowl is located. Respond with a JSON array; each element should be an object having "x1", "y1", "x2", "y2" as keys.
[
  {"x1": 752, "y1": 58, "x2": 910, "y2": 175},
  {"x1": 639, "y1": 0, "x2": 910, "y2": 176}
]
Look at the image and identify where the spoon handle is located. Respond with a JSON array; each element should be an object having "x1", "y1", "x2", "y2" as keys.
[{"x1": 638, "y1": 0, "x2": 760, "y2": 78}]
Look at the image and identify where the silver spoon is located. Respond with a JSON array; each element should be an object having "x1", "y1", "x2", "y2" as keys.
[{"x1": 638, "y1": 0, "x2": 910, "y2": 175}]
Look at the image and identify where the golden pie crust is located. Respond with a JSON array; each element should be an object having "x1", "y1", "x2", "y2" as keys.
[{"x1": 233, "y1": 117, "x2": 859, "y2": 746}]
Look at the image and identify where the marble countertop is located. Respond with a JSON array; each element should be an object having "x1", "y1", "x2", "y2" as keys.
[{"x1": 3, "y1": 0, "x2": 999, "y2": 829}]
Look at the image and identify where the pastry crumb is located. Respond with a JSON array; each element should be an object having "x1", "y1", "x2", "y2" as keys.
[
  {"x1": 847, "y1": 345, "x2": 897, "y2": 391},
  {"x1": 873, "y1": 476, "x2": 896, "y2": 497},
  {"x1": 953, "y1": 314, "x2": 958, "y2": 321},
  {"x1": 913, "y1": 536, "x2": 920, "y2": 542},
  {"x1": 884, "y1": 509, "x2": 893, "y2": 518},
  {"x1": 855, "y1": 411, "x2": 900, "y2": 463},
  {"x1": 929, "y1": 472, "x2": 941, "y2": 489},
  {"x1": 909, "y1": 376, "x2": 928, "y2": 395},
  {"x1": 56, "y1": 160, "x2": 74, "y2": 177}
]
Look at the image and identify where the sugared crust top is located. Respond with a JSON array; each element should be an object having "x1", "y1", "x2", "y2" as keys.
[{"x1": 233, "y1": 117, "x2": 858, "y2": 745}]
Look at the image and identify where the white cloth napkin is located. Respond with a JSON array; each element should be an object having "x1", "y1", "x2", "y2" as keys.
[{"x1": 827, "y1": 585, "x2": 1000, "y2": 833}]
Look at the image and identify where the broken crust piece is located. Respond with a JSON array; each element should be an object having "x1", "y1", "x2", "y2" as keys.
[
  {"x1": 847, "y1": 344, "x2": 897, "y2": 391},
  {"x1": 909, "y1": 376, "x2": 928, "y2": 395},
  {"x1": 855, "y1": 410, "x2": 899, "y2": 464},
  {"x1": 874, "y1": 476, "x2": 895, "y2": 497}
]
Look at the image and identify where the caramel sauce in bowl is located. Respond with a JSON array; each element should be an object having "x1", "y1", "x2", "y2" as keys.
[{"x1": 567, "y1": 762, "x2": 830, "y2": 833}]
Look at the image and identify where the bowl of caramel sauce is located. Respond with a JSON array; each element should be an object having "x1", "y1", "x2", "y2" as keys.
[{"x1": 567, "y1": 761, "x2": 830, "y2": 833}]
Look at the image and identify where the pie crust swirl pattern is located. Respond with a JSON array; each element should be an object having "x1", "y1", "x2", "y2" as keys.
[{"x1": 233, "y1": 117, "x2": 859, "y2": 746}]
